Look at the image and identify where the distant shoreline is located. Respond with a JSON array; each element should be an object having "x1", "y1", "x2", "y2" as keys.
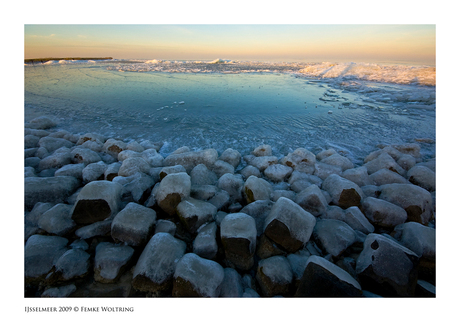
[{"x1": 24, "y1": 57, "x2": 113, "y2": 63}]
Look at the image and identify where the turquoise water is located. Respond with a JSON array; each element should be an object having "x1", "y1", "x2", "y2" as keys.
[{"x1": 24, "y1": 61, "x2": 435, "y2": 163}]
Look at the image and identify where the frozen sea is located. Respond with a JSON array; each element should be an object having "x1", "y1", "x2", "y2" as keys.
[{"x1": 24, "y1": 59, "x2": 435, "y2": 164}]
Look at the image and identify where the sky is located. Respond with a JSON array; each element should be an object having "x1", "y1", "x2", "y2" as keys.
[{"x1": 24, "y1": 24, "x2": 436, "y2": 65}]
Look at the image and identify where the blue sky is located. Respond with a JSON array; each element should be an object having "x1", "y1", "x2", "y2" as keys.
[{"x1": 24, "y1": 24, "x2": 435, "y2": 65}]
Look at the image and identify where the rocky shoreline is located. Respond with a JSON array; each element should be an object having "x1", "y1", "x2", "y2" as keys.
[{"x1": 24, "y1": 116, "x2": 436, "y2": 298}]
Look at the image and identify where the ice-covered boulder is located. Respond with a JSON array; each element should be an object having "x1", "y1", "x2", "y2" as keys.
[
  {"x1": 163, "y1": 148, "x2": 218, "y2": 173},
  {"x1": 219, "y1": 148, "x2": 241, "y2": 168},
  {"x1": 211, "y1": 160, "x2": 234, "y2": 178},
  {"x1": 391, "y1": 143, "x2": 421, "y2": 159},
  {"x1": 316, "y1": 148, "x2": 337, "y2": 161},
  {"x1": 322, "y1": 174, "x2": 364, "y2": 208},
  {"x1": 361, "y1": 197, "x2": 407, "y2": 228},
  {"x1": 190, "y1": 164, "x2": 218, "y2": 186},
  {"x1": 112, "y1": 172, "x2": 155, "y2": 203},
  {"x1": 271, "y1": 190, "x2": 296, "y2": 202},
  {"x1": 132, "y1": 233, "x2": 186, "y2": 294},
  {"x1": 176, "y1": 197, "x2": 217, "y2": 234},
  {"x1": 313, "y1": 162, "x2": 343, "y2": 180},
  {"x1": 70, "y1": 147, "x2": 102, "y2": 165},
  {"x1": 378, "y1": 183, "x2": 433, "y2": 225},
  {"x1": 219, "y1": 267, "x2": 243, "y2": 297},
  {"x1": 46, "y1": 248, "x2": 90, "y2": 283},
  {"x1": 82, "y1": 161, "x2": 107, "y2": 183},
  {"x1": 102, "y1": 139, "x2": 127, "y2": 158},
  {"x1": 281, "y1": 148, "x2": 316, "y2": 174},
  {"x1": 256, "y1": 256, "x2": 293, "y2": 297},
  {"x1": 295, "y1": 184, "x2": 328, "y2": 217},
  {"x1": 246, "y1": 155, "x2": 278, "y2": 171},
  {"x1": 341, "y1": 166, "x2": 372, "y2": 187},
  {"x1": 356, "y1": 233, "x2": 419, "y2": 297},
  {"x1": 25, "y1": 235, "x2": 69, "y2": 284},
  {"x1": 37, "y1": 203, "x2": 75, "y2": 236},
  {"x1": 172, "y1": 253, "x2": 224, "y2": 297},
  {"x1": 156, "y1": 172, "x2": 191, "y2": 215},
  {"x1": 313, "y1": 219, "x2": 356, "y2": 257},
  {"x1": 342, "y1": 206, "x2": 374, "y2": 234},
  {"x1": 193, "y1": 222, "x2": 218, "y2": 260},
  {"x1": 154, "y1": 219, "x2": 177, "y2": 235},
  {"x1": 75, "y1": 220, "x2": 112, "y2": 239},
  {"x1": 25, "y1": 176, "x2": 80, "y2": 211},
  {"x1": 94, "y1": 242, "x2": 134, "y2": 283},
  {"x1": 244, "y1": 175, "x2": 273, "y2": 203},
  {"x1": 407, "y1": 165, "x2": 436, "y2": 192},
  {"x1": 369, "y1": 168, "x2": 408, "y2": 186},
  {"x1": 54, "y1": 163, "x2": 85, "y2": 179},
  {"x1": 264, "y1": 197, "x2": 316, "y2": 253},
  {"x1": 220, "y1": 213, "x2": 257, "y2": 270},
  {"x1": 141, "y1": 148, "x2": 164, "y2": 167},
  {"x1": 26, "y1": 116, "x2": 57, "y2": 129},
  {"x1": 239, "y1": 165, "x2": 261, "y2": 179},
  {"x1": 264, "y1": 164, "x2": 293, "y2": 182},
  {"x1": 295, "y1": 255, "x2": 362, "y2": 297},
  {"x1": 38, "y1": 136, "x2": 73, "y2": 153},
  {"x1": 111, "y1": 202, "x2": 157, "y2": 246},
  {"x1": 364, "y1": 152, "x2": 406, "y2": 176},
  {"x1": 217, "y1": 173, "x2": 244, "y2": 202},
  {"x1": 191, "y1": 184, "x2": 218, "y2": 201},
  {"x1": 37, "y1": 147, "x2": 71, "y2": 171},
  {"x1": 104, "y1": 162, "x2": 121, "y2": 181},
  {"x1": 159, "y1": 164, "x2": 186, "y2": 180},
  {"x1": 252, "y1": 144, "x2": 272, "y2": 157},
  {"x1": 71, "y1": 181, "x2": 123, "y2": 225},
  {"x1": 320, "y1": 153, "x2": 354, "y2": 171},
  {"x1": 397, "y1": 153, "x2": 417, "y2": 171},
  {"x1": 118, "y1": 157, "x2": 150, "y2": 177},
  {"x1": 240, "y1": 200, "x2": 274, "y2": 236},
  {"x1": 41, "y1": 284, "x2": 76, "y2": 298}
]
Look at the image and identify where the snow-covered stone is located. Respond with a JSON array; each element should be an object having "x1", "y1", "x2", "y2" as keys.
[
  {"x1": 322, "y1": 174, "x2": 364, "y2": 208},
  {"x1": 313, "y1": 219, "x2": 356, "y2": 257},
  {"x1": 163, "y1": 148, "x2": 218, "y2": 173},
  {"x1": 341, "y1": 166, "x2": 372, "y2": 187},
  {"x1": 176, "y1": 197, "x2": 217, "y2": 234},
  {"x1": 407, "y1": 165, "x2": 436, "y2": 192},
  {"x1": 94, "y1": 242, "x2": 134, "y2": 283},
  {"x1": 369, "y1": 168, "x2": 408, "y2": 186},
  {"x1": 25, "y1": 176, "x2": 80, "y2": 211},
  {"x1": 243, "y1": 175, "x2": 273, "y2": 203},
  {"x1": 54, "y1": 163, "x2": 85, "y2": 179},
  {"x1": 295, "y1": 184, "x2": 328, "y2": 217},
  {"x1": 217, "y1": 173, "x2": 244, "y2": 202},
  {"x1": 156, "y1": 172, "x2": 191, "y2": 215},
  {"x1": 82, "y1": 161, "x2": 107, "y2": 183},
  {"x1": 256, "y1": 256, "x2": 293, "y2": 297},
  {"x1": 219, "y1": 267, "x2": 243, "y2": 297},
  {"x1": 264, "y1": 164, "x2": 293, "y2": 182},
  {"x1": 361, "y1": 197, "x2": 407, "y2": 228},
  {"x1": 281, "y1": 148, "x2": 316, "y2": 174},
  {"x1": 219, "y1": 148, "x2": 241, "y2": 168},
  {"x1": 240, "y1": 200, "x2": 274, "y2": 236},
  {"x1": 70, "y1": 147, "x2": 102, "y2": 165},
  {"x1": 212, "y1": 160, "x2": 234, "y2": 178},
  {"x1": 38, "y1": 203, "x2": 75, "y2": 236},
  {"x1": 193, "y1": 222, "x2": 218, "y2": 260}
]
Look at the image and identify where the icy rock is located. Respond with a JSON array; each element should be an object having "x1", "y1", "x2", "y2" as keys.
[
  {"x1": 397, "y1": 154, "x2": 417, "y2": 171},
  {"x1": 82, "y1": 161, "x2": 108, "y2": 183},
  {"x1": 25, "y1": 235, "x2": 69, "y2": 283},
  {"x1": 217, "y1": 173, "x2": 244, "y2": 202},
  {"x1": 208, "y1": 190, "x2": 231, "y2": 211},
  {"x1": 361, "y1": 185, "x2": 381, "y2": 198},
  {"x1": 25, "y1": 134, "x2": 40, "y2": 149},
  {"x1": 407, "y1": 165, "x2": 436, "y2": 192},
  {"x1": 132, "y1": 233, "x2": 186, "y2": 294},
  {"x1": 70, "y1": 147, "x2": 102, "y2": 165},
  {"x1": 25, "y1": 176, "x2": 80, "y2": 211},
  {"x1": 26, "y1": 116, "x2": 57, "y2": 129},
  {"x1": 54, "y1": 163, "x2": 85, "y2": 179},
  {"x1": 190, "y1": 164, "x2": 218, "y2": 186},
  {"x1": 256, "y1": 233, "x2": 286, "y2": 259},
  {"x1": 295, "y1": 255, "x2": 362, "y2": 297},
  {"x1": 94, "y1": 242, "x2": 134, "y2": 283},
  {"x1": 159, "y1": 165, "x2": 186, "y2": 180},
  {"x1": 244, "y1": 175, "x2": 273, "y2": 203},
  {"x1": 104, "y1": 162, "x2": 121, "y2": 181},
  {"x1": 242, "y1": 288, "x2": 260, "y2": 297},
  {"x1": 76, "y1": 132, "x2": 105, "y2": 145},
  {"x1": 314, "y1": 162, "x2": 343, "y2": 180},
  {"x1": 80, "y1": 139, "x2": 103, "y2": 152},
  {"x1": 264, "y1": 164, "x2": 293, "y2": 182},
  {"x1": 126, "y1": 140, "x2": 144, "y2": 152},
  {"x1": 156, "y1": 172, "x2": 191, "y2": 215},
  {"x1": 71, "y1": 181, "x2": 123, "y2": 225},
  {"x1": 364, "y1": 152, "x2": 405, "y2": 176},
  {"x1": 112, "y1": 172, "x2": 155, "y2": 203},
  {"x1": 417, "y1": 159, "x2": 436, "y2": 172},
  {"x1": 316, "y1": 148, "x2": 338, "y2": 161},
  {"x1": 215, "y1": 211, "x2": 228, "y2": 226},
  {"x1": 379, "y1": 183, "x2": 433, "y2": 225},
  {"x1": 369, "y1": 168, "x2": 408, "y2": 186},
  {"x1": 38, "y1": 203, "x2": 75, "y2": 237},
  {"x1": 239, "y1": 165, "x2": 261, "y2": 179},
  {"x1": 163, "y1": 148, "x2": 218, "y2": 173},
  {"x1": 172, "y1": 146, "x2": 191, "y2": 154},
  {"x1": 140, "y1": 139, "x2": 163, "y2": 151},
  {"x1": 220, "y1": 213, "x2": 257, "y2": 270},
  {"x1": 212, "y1": 160, "x2": 235, "y2": 177},
  {"x1": 248, "y1": 155, "x2": 279, "y2": 171},
  {"x1": 393, "y1": 222, "x2": 435, "y2": 282},
  {"x1": 320, "y1": 153, "x2": 354, "y2": 171},
  {"x1": 264, "y1": 197, "x2": 316, "y2": 253},
  {"x1": 141, "y1": 149, "x2": 164, "y2": 167},
  {"x1": 191, "y1": 184, "x2": 218, "y2": 201},
  {"x1": 117, "y1": 150, "x2": 140, "y2": 162},
  {"x1": 38, "y1": 147, "x2": 72, "y2": 171},
  {"x1": 25, "y1": 202, "x2": 53, "y2": 238},
  {"x1": 391, "y1": 143, "x2": 421, "y2": 159},
  {"x1": 102, "y1": 139, "x2": 127, "y2": 158},
  {"x1": 361, "y1": 197, "x2": 407, "y2": 228},
  {"x1": 240, "y1": 200, "x2": 274, "y2": 236},
  {"x1": 38, "y1": 136, "x2": 73, "y2": 153},
  {"x1": 295, "y1": 184, "x2": 328, "y2": 217},
  {"x1": 70, "y1": 239, "x2": 88, "y2": 251},
  {"x1": 176, "y1": 197, "x2": 217, "y2": 234},
  {"x1": 118, "y1": 157, "x2": 150, "y2": 177},
  {"x1": 281, "y1": 148, "x2": 316, "y2": 174},
  {"x1": 172, "y1": 253, "x2": 224, "y2": 297},
  {"x1": 24, "y1": 166, "x2": 36, "y2": 178},
  {"x1": 193, "y1": 222, "x2": 218, "y2": 260},
  {"x1": 25, "y1": 128, "x2": 50, "y2": 138},
  {"x1": 341, "y1": 166, "x2": 372, "y2": 187},
  {"x1": 47, "y1": 248, "x2": 90, "y2": 283},
  {"x1": 41, "y1": 284, "x2": 76, "y2": 298},
  {"x1": 256, "y1": 256, "x2": 293, "y2": 297},
  {"x1": 219, "y1": 268, "x2": 244, "y2": 297},
  {"x1": 322, "y1": 174, "x2": 364, "y2": 208},
  {"x1": 271, "y1": 190, "x2": 296, "y2": 202},
  {"x1": 253, "y1": 144, "x2": 272, "y2": 156},
  {"x1": 313, "y1": 219, "x2": 356, "y2": 257},
  {"x1": 154, "y1": 219, "x2": 177, "y2": 235},
  {"x1": 287, "y1": 251, "x2": 310, "y2": 286},
  {"x1": 25, "y1": 157, "x2": 40, "y2": 169},
  {"x1": 111, "y1": 202, "x2": 157, "y2": 246},
  {"x1": 35, "y1": 147, "x2": 50, "y2": 159},
  {"x1": 75, "y1": 220, "x2": 112, "y2": 239},
  {"x1": 342, "y1": 206, "x2": 375, "y2": 234},
  {"x1": 356, "y1": 233, "x2": 419, "y2": 297},
  {"x1": 219, "y1": 148, "x2": 241, "y2": 168},
  {"x1": 25, "y1": 147, "x2": 38, "y2": 158}
]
